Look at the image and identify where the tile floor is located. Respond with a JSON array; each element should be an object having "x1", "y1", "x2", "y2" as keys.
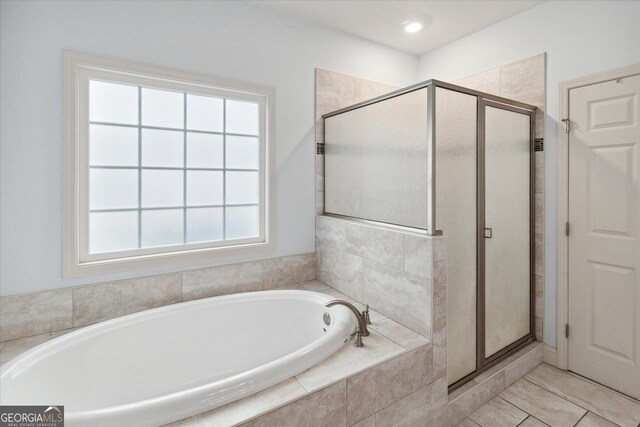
[{"x1": 458, "y1": 363, "x2": 640, "y2": 427}]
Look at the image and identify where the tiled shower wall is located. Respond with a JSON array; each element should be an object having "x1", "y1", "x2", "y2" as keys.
[
  {"x1": 454, "y1": 53, "x2": 546, "y2": 341},
  {"x1": 0, "y1": 253, "x2": 315, "y2": 342},
  {"x1": 316, "y1": 216, "x2": 445, "y2": 339},
  {"x1": 314, "y1": 68, "x2": 439, "y2": 339},
  {"x1": 314, "y1": 61, "x2": 546, "y2": 424},
  {"x1": 316, "y1": 53, "x2": 546, "y2": 343}
]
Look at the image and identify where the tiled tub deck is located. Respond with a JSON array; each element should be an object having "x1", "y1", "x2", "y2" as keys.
[
  {"x1": 0, "y1": 279, "x2": 545, "y2": 426},
  {"x1": 1, "y1": 280, "x2": 441, "y2": 426}
]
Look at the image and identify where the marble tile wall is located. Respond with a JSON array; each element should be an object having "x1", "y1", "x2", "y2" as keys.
[
  {"x1": 315, "y1": 69, "x2": 398, "y2": 215},
  {"x1": 316, "y1": 215, "x2": 441, "y2": 339},
  {"x1": 455, "y1": 53, "x2": 546, "y2": 341},
  {"x1": 0, "y1": 289, "x2": 73, "y2": 342},
  {"x1": 0, "y1": 252, "x2": 315, "y2": 342}
]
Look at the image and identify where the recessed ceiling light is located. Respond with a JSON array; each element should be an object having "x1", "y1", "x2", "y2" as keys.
[{"x1": 404, "y1": 21, "x2": 423, "y2": 33}]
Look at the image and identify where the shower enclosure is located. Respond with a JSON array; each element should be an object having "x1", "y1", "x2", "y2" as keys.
[{"x1": 321, "y1": 80, "x2": 536, "y2": 389}]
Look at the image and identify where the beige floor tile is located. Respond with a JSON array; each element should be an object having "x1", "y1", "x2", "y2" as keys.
[
  {"x1": 576, "y1": 412, "x2": 619, "y2": 427},
  {"x1": 500, "y1": 379, "x2": 585, "y2": 427},
  {"x1": 519, "y1": 416, "x2": 550, "y2": 427},
  {"x1": 458, "y1": 418, "x2": 482, "y2": 427},
  {"x1": 469, "y1": 396, "x2": 527, "y2": 427},
  {"x1": 525, "y1": 363, "x2": 640, "y2": 427},
  {"x1": 448, "y1": 371, "x2": 506, "y2": 426},
  {"x1": 351, "y1": 414, "x2": 375, "y2": 427}
]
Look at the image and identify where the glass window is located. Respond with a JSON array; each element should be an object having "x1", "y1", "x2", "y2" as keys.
[{"x1": 65, "y1": 52, "x2": 271, "y2": 275}]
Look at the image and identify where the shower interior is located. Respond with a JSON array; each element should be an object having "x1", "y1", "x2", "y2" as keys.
[{"x1": 321, "y1": 80, "x2": 536, "y2": 390}]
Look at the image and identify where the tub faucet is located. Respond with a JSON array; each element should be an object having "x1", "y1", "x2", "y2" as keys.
[{"x1": 325, "y1": 300, "x2": 369, "y2": 347}]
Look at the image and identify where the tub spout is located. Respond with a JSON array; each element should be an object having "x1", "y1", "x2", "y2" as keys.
[{"x1": 325, "y1": 299, "x2": 369, "y2": 347}]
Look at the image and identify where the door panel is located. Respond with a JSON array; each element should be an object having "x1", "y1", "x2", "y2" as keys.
[
  {"x1": 568, "y1": 74, "x2": 640, "y2": 399},
  {"x1": 436, "y1": 88, "x2": 478, "y2": 385},
  {"x1": 484, "y1": 105, "x2": 532, "y2": 358}
]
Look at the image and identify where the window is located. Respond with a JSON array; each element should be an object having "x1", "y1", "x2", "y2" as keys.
[{"x1": 63, "y1": 52, "x2": 274, "y2": 277}]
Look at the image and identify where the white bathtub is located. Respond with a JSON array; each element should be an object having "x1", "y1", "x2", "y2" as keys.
[{"x1": 0, "y1": 290, "x2": 356, "y2": 426}]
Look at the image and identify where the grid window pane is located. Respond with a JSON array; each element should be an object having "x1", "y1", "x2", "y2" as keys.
[
  {"x1": 186, "y1": 133, "x2": 223, "y2": 168},
  {"x1": 142, "y1": 129, "x2": 184, "y2": 167},
  {"x1": 226, "y1": 171, "x2": 258, "y2": 204},
  {"x1": 85, "y1": 75, "x2": 266, "y2": 256},
  {"x1": 226, "y1": 136, "x2": 258, "y2": 169},
  {"x1": 141, "y1": 88, "x2": 183, "y2": 129},
  {"x1": 90, "y1": 124, "x2": 138, "y2": 166},
  {"x1": 141, "y1": 209, "x2": 183, "y2": 247},
  {"x1": 90, "y1": 81, "x2": 138, "y2": 125},
  {"x1": 225, "y1": 206, "x2": 258, "y2": 239},
  {"x1": 90, "y1": 169, "x2": 138, "y2": 209},
  {"x1": 90, "y1": 211, "x2": 138, "y2": 253},
  {"x1": 142, "y1": 170, "x2": 183, "y2": 207},
  {"x1": 186, "y1": 171, "x2": 223, "y2": 206},
  {"x1": 226, "y1": 99, "x2": 258, "y2": 135},
  {"x1": 186, "y1": 208, "x2": 223, "y2": 243},
  {"x1": 186, "y1": 94, "x2": 223, "y2": 132}
]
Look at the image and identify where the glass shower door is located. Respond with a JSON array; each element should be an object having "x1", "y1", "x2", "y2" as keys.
[{"x1": 482, "y1": 102, "x2": 533, "y2": 360}]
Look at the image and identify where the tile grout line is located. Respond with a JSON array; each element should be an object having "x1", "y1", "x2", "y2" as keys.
[
  {"x1": 493, "y1": 395, "x2": 529, "y2": 421},
  {"x1": 521, "y1": 377, "x2": 592, "y2": 415},
  {"x1": 524, "y1": 373, "x2": 637, "y2": 426},
  {"x1": 572, "y1": 411, "x2": 589, "y2": 427},
  {"x1": 356, "y1": 379, "x2": 439, "y2": 426},
  {"x1": 500, "y1": 377, "x2": 576, "y2": 426},
  {"x1": 515, "y1": 415, "x2": 550, "y2": 427}
]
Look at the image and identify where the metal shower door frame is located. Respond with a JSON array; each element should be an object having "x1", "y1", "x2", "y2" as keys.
[{"x1": 321, "y1": 79, "x2": 537, "y2": 391}]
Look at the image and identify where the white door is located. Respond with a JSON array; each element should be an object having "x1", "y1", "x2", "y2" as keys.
[{"x1": 568, "y1": 73, "x2": 640, "y2": 399}]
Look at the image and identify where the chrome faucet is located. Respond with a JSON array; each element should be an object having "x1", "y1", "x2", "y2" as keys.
[{"x1": 325, "y1": 299, "x2": 370, "y2": 347}]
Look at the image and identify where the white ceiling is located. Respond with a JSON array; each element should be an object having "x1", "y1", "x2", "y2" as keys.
[{"x1": 256, "y1": 1, "x2": 543, "y2": 56}]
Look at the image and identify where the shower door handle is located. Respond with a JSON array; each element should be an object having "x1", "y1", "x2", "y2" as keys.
[{"x1": 484, "y1": 227, "x2": 492, "y2": 238}]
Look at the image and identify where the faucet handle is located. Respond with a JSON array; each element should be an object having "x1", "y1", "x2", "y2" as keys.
[
  {"x1": 362, "y1": 304, "x2": 372, "y2": 326},
  {"x1": 354, "y1": 330, "x2": 363, "y2": 347},
  {"x1": 350, "y1": 329, "x2": 364, "y2": 347}
]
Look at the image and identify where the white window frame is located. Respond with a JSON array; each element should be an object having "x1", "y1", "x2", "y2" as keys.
[{"x1": 63, "y1": 51, "x2": 276, "y2": 278}]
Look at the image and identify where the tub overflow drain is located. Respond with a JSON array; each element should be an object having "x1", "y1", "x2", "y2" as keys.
[{"x1": 323, "y1": 312, "x2": 331, "y2": 326}]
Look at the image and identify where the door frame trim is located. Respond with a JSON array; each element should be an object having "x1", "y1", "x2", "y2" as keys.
[{"x1": 556, "y1": 64, "x2": 640, "y2": 370}]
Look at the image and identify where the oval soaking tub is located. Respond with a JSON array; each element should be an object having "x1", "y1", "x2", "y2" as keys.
[{"x1": 0, "y1": 290, "x2": 356, "y2": 427}]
